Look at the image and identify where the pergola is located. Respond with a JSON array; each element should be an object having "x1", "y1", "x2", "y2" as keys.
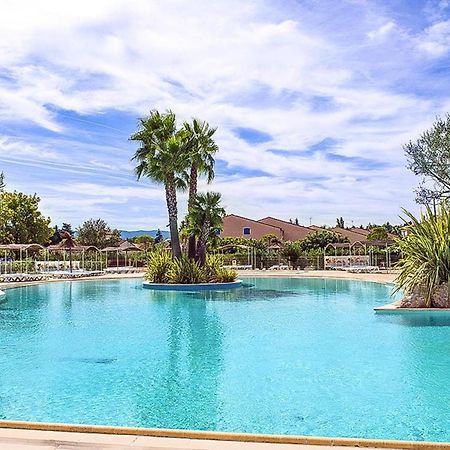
[
  {"x1": 47, "y1": 244, "x2": 102, "y2": 272},
  {"x1": 101, "y1": 241, "x2": 141, "y2": 268},
  {"x1": 0, "y1": 244, "x2": 45, "y2": 274},
  {"x1": 217, "y1": 243, "x2": 257, "y2": 268},
  {"x1": 324, "y1": 239, "x2": 396, "y2": 269}
]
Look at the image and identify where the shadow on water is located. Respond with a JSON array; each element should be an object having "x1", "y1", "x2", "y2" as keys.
[
  {"x1": 182, "y1": 287, "x2": 302, "y2": 303},
  {"x1": 58, "y1": 357, "x2": 117, "y2": 364},
  {"x1": 377, "y1": 313, "x2": 450, "y2": 327}
]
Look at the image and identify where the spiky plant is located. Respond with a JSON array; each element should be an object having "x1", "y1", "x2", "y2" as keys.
[
  {"x1": 145, "y1": 248, "x2": 173, "y2": 283},
  {"x1": 168, "y1": 255, "x2": 204, "y2": 284},
  {"x1": 394, "y1": 205, "x2": 450, "y2": 307}
]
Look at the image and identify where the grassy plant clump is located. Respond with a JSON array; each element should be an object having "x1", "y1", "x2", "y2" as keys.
[
  {"x1": 203, "y1": 254, "x2": 238, "y2": 282},
  {"x1": 214, "y1": 267, "x2": 238, "y2": 283},
  {"x1": 168, "y1": 256, "x2": 204, "y2": 284},
  {"x1": 145, "y1": 252, "x2": 238, "y2": 284},
  {"x1": 394, "y1": 206, "x2": 450, "y2": 307},
  {"x1": 145, "y1": 248, "x2": 173, "y2": 283}
]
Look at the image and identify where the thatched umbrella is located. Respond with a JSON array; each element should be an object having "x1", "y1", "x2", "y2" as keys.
[{"x1": 58, "y1": 232, "x2": 76, "y2": 273}]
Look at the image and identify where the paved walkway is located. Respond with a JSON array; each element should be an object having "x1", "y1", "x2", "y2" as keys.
[{"x1": 0, "y1": 428, "x2": 409, "y2": 450}]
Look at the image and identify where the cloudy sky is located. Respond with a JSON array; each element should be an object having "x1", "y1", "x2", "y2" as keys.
[{"x1": 0, "y1": 0, "x2": 448, "y2": 230}]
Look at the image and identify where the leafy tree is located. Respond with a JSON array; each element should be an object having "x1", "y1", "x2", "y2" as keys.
[
  {"x1": 0, "y1": 191, "x2": 52, "y2": 244},
  {"x1": 187, "y1": 192, "x2": 225, "y2": 266},
  {"x1": 76, "y1": 218, "x2": 121, "y2": 248},
  {"x1": 183, "y1": 118, "x2": 218, "y2": 259},
  {"x1": 131, "y1": 234, "x2": 154, "y2": 251},
  {"x1": 404, "y1": 114, "x2": 450, "y2": 205},
  {"x1": 281, "y1": 241, "x2": 302, "y2": 268},
  {"x1": 300, "y1": 230, "x2": 348, "y2": 252},
  {"x1": 0, "y1": 172, "x2": 5, "y2": 192},
  {"x1": 130, "y1": 110, "x2": 189, "y2": 258},
  {"x1": 367, "y1": 226, "x2": 389, "y2": 241}
]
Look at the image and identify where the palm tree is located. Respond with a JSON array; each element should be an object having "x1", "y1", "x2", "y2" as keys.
[
  {"x1": 130, "y1": 111, "x2": 190, "y2": 258},
  {"x1": 183, "y1": 119, "x2": 218, "y2": 259},
  {"x1": 188, "y1": 192, "x2": 225, "y2": 266}
]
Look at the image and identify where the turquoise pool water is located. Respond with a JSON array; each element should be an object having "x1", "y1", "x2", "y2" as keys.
[{"x1": 0, "y1": 277, "x2": 449, "y2": 442}]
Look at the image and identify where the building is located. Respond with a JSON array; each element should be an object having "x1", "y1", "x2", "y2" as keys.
[
  {"x1": 221, "y1": 214, "x2": 283, "y2": 240},
  {"x1": 258, "y1": 217, "x2": 314, "y2": 241}
]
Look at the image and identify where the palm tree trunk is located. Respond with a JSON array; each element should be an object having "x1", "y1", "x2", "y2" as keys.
[
  {"x1": 196, "y1": 219, "x2": 210, "y2": 267},
  {"x1": 165, "y1": 174, "x2": 182, "y2": 258},
  {"x1": 187, "y1": 163, "x2": 198, "y2": 260}
]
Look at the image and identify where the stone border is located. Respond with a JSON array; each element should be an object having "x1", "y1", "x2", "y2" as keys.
[
  {"x1": 142, "y1": 280, "x2": 242, "y2": 291},
  {"x1": 0, "y1": 420, "x2": 448, "y2": 449}
]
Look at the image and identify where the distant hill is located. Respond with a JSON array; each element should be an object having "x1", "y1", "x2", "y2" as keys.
[{"x1": 120, "y1": 230, "x2": 170, "y2": 240}]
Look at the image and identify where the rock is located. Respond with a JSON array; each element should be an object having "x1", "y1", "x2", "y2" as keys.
[
  {"x1": 431, "y1": 283, "x2": 450, "y2": 308},
  {"x1": 400, "y1": 283, "x2": 449, "y2": 308}
]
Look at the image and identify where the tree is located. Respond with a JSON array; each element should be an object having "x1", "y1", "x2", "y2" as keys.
[
  {"x1": 130, "y1": 110, "x2": 189, "y2": 258},
  {"x1": 188, "y1": 192, "x2": 225, "y2": 266},
  {"x1": 0, "y1": 191, "x2": 52, "y2": 244},
  {"x1": 404, "y1": 114, "x2": 450, "y2": 205},
  {"x1": 183, "y1": 118, "x2": 218, "y2": 259},
  {"x1": 76, "y1": 218, "x2": 121, "y2": 248},
  {"x1": 367, "y1": 226, "x2": 388, "y2": 241},
  {"x1": 281, "y1": 241, "x2": 302, "y2": 268},
  {"x1": 300, "y1": 230, "x2": 348, "y2": 252},
  {"x1": 336, "y1": 217, "x2": 345, "y2": 228},
  {"x1": 0, "y1": 172, "x2": 5, "y2": 192},
  {"x1": 61, "y1": 223, "x2": 74, "y2": 237},
  {"x1": 131, "y1": 234, "x2": 154, "y2": 251},
  {"x1": 154, "y1": 229, "x2": 164, "y2": 244}
]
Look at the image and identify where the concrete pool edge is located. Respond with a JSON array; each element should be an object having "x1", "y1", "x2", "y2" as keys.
[{"x1": 0, "y1": 420, "x2": 449, "y2": 449}]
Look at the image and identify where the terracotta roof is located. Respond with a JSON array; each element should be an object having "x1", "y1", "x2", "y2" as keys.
[
  {"x1": 226, "y1": 214, "x2": 283, "y2": 231},
  {"x1": 258, "y1": 216, "x2": 313, "y2": 232}
]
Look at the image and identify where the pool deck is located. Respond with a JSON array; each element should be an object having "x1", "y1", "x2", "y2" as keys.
[{"x1": 0, "y1": 425, "x2": 445, "y2": 450}]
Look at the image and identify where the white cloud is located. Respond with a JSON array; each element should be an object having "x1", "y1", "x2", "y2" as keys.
[{"x1": 0, "y1": 0, "x2": 444, "y2": 226}]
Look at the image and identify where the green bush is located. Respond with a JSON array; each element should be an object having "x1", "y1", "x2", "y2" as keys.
[
  {"x1": 394, "y1": 206, "x2": 450, "y2": 307},
  {"x1": 145, "y1": 252, "x2": 238, "y2": 284},
  {"x1": 168, "y1": 256, "x2": 203, "y2": 284},
  {"x1": 145, "y1": 249, "x2": 173, "y2": 283},
  {"x1": 214, "y1": 267, "x2": 238, "y2": 283},
  {"x1": 203, "y1": 254, "x2": 238, "y2": 282}
]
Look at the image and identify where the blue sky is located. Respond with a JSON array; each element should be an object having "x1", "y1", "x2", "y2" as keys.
[{"x1": 1, "y1": 0, "x2": 450, "y2": 230}]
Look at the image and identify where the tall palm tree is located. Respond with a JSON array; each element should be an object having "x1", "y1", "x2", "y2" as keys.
[
  {"x1": 130, "y1": 111, "x2": 190, "y2": 258},
  {"x1": 183, "y1": 119, "x2": 218, "y2": 259},
  {"x1": 188, "y1": 192, "x2": 225, "y2": 266}
]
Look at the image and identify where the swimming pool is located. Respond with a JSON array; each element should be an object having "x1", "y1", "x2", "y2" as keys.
[{"x1": 0, "y1": 277, "x2": 449, "y2": 442}]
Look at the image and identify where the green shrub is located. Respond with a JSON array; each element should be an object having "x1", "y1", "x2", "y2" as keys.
[
  {"x1": 203, "y1": 254, "x2": 238, "y2": 282},
  {"x1": 168, "y1": 256, "x2": 204, "y2": 284},
  {"x1": 214, "y1": 267, "x2": 238, "y2": 283},
  {"x1": 394, "y1": 206, "x2": 450, "y2": 307},
  {"x1": 145, "y1": 249, "x2": 173, "y2": 283}
]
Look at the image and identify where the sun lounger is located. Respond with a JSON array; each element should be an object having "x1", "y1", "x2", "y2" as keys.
[
  {"x1": 222, "y1": 265, "x2": 252, "y2": 270},
  {"x1": 0, "y1": 273, "x2": 49, "y2": 283}
]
